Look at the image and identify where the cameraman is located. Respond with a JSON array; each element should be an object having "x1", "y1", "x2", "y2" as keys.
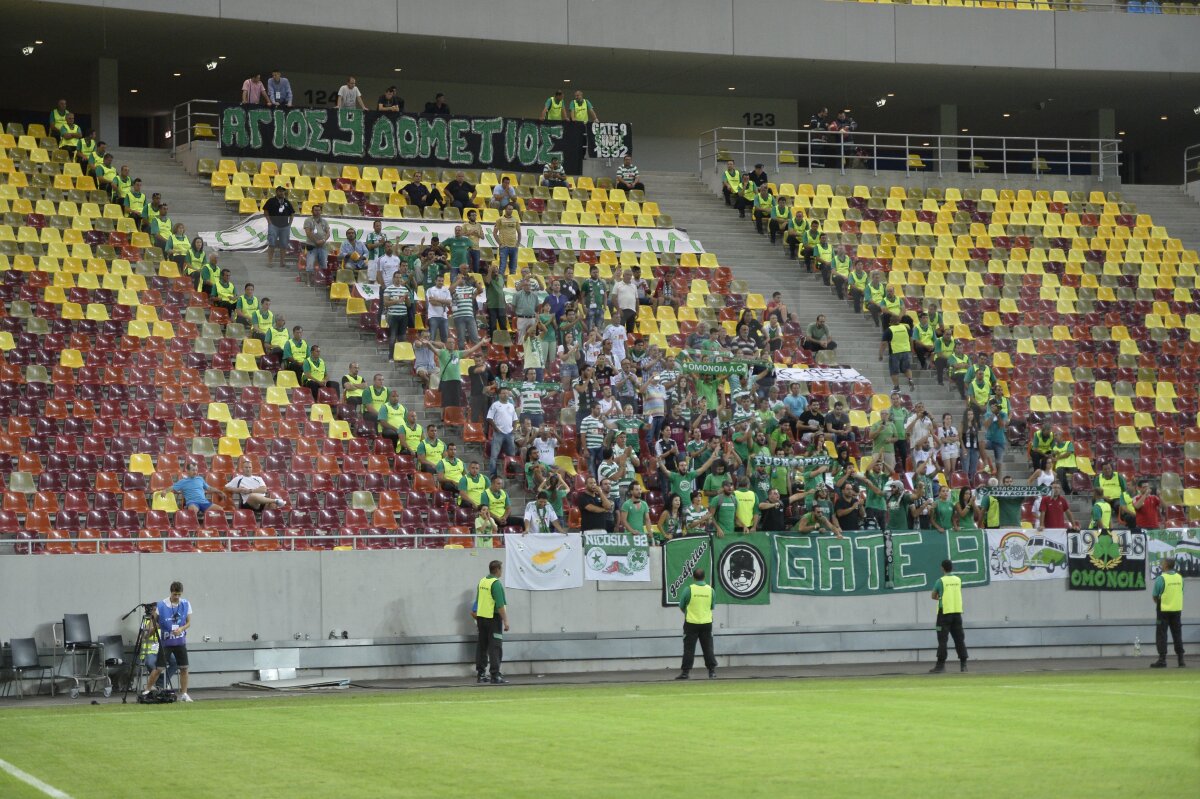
[
  {"x1": 139, "y1": 604, "x2": 177, "y2": 690},
  {"x1": 143, "y1": 581, "x2": 194, "y2": 702}
]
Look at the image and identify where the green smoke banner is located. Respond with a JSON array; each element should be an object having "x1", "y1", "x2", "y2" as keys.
[
  {"x1": 1147, "y1": 528, "x2": 1200, "y2": 578},
  {"x1": 1067, "y1": 529, "x2": 1147, "y2": 591},
  {"x1": 662, "y1": 535, "x2": 713, "y2": 607},
  {"x1": 713, "y1": 533, "x2": 772, "y2": 605},
  {"x1": 772, "y1": 529, "x2": 989, "y2": 596},
  {"x1": 219, "y1": 106, "x2": 588, "y2": 173}
]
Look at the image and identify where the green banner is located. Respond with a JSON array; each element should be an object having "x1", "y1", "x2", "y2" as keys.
[
  {"x1": 1067, "y1": 529, "x2": 1147, "y2": 591},
  {"x1": 771, "y1": 529, "x2": 989, "y2": 596},
  {"x1": 661, "y1": 535, "x2": 713, "y2": 607},
  {"x1": 497, "y1": 379, "x2": 562, "y2": 393},
  {"x1": 713, "y1": 533, "x2": 772, "y2": 604},
  {"x1": 1146, "y1": 528, "x2": 1200, "y2": 578},
  {"x1": 582, "y1": 531, "x2": 650, "y2": 582},
  {"x1": 678, "y1": 360, "x2": 753, "y2": 377},
  {"x1": 975, "y1": 485, "x2": 1051, "y2": 498},
  {"x1": 751, "y1": 455, "x2": 831, "y2": 469}
]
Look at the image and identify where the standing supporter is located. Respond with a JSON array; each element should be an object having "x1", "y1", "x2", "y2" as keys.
[
  {"x1": 1133, "y1": 481, "x2": 1161, "y2": 530},
  {"x1": 450, "y1": 271, "x2": 481, "y2": 346},
  {"x1": 383, "y1": 271, "x2": 411, "y2": 356},
  {"x1": 303, "y1": 204, "x2": 330, "y2": 281},
  {"x1": 363, "y1": 220, "x2": 387, "y2": 279},
  {"x1": 336, "y1": 76, "x2": 368, "y2": 110},
  {"x1": 983, "y1": 400, "x2": 1008, "y2": 478},
  {"x1": 425, "y1": 274, "x2": 452, "y2": 343},
  {"x1": 611, "y1": 270, "x2": 639, "y2": 333},
  {"x1": 540, "y1": 88, "x2": 566, "y2": 121},
  {"x1": 486, "y1": 388, "x2": 519, "y2": 478},
  {"x1": 525, "y1": 492, "x2": 565, "y2": 534},
  {"x1": 267, "y1": 70, "x2": 292, "y2": 107},
  {"x1": 424, "y1": 93, "x2": 451, "y2": 115},
  {"x1": 262, "y1": 186, "x2": 295, "y2": 270},
  {"x1": 493, "y1": 204, "x2": 521, "y2": 275},
  {"x1": 461, "y1": 210, "x2": 484, "y2": 273},
  {"x1": 241, "y1": 73, "x2": 267, "y2": 104},
  {"x1": 431, "y1": 338, "x2": 486, "y2": 410},
  {"x1": 377, "y1": 86, "x2": 402, "y2": 112}
]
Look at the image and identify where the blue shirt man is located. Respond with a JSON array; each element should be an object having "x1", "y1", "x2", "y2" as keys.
[
  {"x1": 783, "y1": 388, "x2": 808, "y2": 420},
  {"x1": 172, "y1": 466, "x2": 216, "y2": 513},
  {"x1": 339, "y1": 233, "x2": 369, "y2": 269}
]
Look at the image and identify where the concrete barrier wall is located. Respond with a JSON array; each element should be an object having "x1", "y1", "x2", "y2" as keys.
[{"x1": 2, "y1": 548, "x2": 1195, "y2": 686}]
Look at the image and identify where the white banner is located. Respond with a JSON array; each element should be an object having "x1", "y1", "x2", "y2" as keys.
[
  {"x1": 986, "y1": 528, "x2": 1069, "y2": 581},
  {"x1": 582, "y1": 530, "x2": 652, "y2": 582},
  {"x1": 775, "y1": 367, "x2": 871, "y2": 384},
  {"x1": 503, "y1": 533, "x2": 584, "y2": 591},
  {"x1": 201, "y1": 214, "x2": 702, "y2": 255}
]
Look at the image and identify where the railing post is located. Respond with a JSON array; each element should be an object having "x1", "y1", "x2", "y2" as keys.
[
  {"x1": 1034, "y1": 138, "x2": 1040, "y2": 182},
  {"x1": 904, "y1": 134, "x2": 910, "y2": 177},
  {"x1": 968, "y1": 136, "x2": 974, "y2": 176},
  {"x1": 741, "y1": 128, "x2": 747, "y2": 170},
  {"x1": 1066, "y1": 138, "x2": 1072, "y2": 180},
  {"x1": 806, "y1": 130, "x2": 813, "y2": 176},
  {"x1": 936, "y1": 132, "x2": 943, "y2": 178},
  {"x1": 871, "y1": 133, "x2": 878, "y2": 177},
  {"x1": 1002, "y1": 137, "x2": 1008, "y2": 181}
]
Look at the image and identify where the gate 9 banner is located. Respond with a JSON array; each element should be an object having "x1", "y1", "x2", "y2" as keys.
[{"x1": 219, "y1": 106, "x2": 587, "y2": 173}]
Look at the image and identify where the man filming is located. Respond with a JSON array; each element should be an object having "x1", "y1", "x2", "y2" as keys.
[{"x1": 143, "y1": 581, "x2": 194, "y2": 702}]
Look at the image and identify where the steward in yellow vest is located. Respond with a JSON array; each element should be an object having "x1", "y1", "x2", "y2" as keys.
[
  {"x1": 542, "y1": 93, "x2": 565, "y2": 121},
  {"x1": 722, "y1": 161, "x2": 741, "y2": 208},
  {"x1": 930, "y1": 560, "x2": 967, "y2": 672},
  {"x1": 677, "y1": 567, "x2": 717, "y2": 679},
  {"x1": 847, "y1": 266, "x2": 870, "y2": 313},
  {"x1": 58, "y1": 118, "x2": 82, "y2": 151},
  {"x1": 911, "y1": 311, "x2": 937, "y2": 368},
  {"x1": 342, "y1": 371, "x2": 365, "y2": 401},
  {"x1": 473, "y1": 560, "x2": 508, "y2": 683},
  {"x1": 768, "y1": 198, "x2": 791, "y2": 245},
  {"x1": 125, "y1": 179, "x2": 149, "y2": 229},
  {"x1": 1151, "y1": 556, "x2": 1185, "y2": 668},
  {"x1": 265, "y1": 321, "x2": 289, "y2": 354},
  {"x1": 78, "y1": 133, "x2": 96, "y2": 164}
]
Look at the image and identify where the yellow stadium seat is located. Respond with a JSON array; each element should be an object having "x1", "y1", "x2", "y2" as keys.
[
  {"x1": 59, "y1": 348, "x2": 84, "y2": 368},
  {"x1": 217, "y1": 437, "x2": 243, "y2": 458},
  {"x1": 128, "y1": 453, "x2": 156, "y2": 475},
  {"x1": 1116, "y1": 426, "x2": 1141, "y2": 446},
  {"x1": 265, "y1": 386, "x2": 290, "y2": 406},
  {"x1": 393, "y1": 342, "x2": 416, "y2": 362},
  {"x1": 275, "y1": 370, "x2": 299, "y2": 389},
  {"x1": 310, "y1": 403, "x2": 333, "y2": 423}
]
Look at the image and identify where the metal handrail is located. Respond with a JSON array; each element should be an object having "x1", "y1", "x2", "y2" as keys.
[
  {"x1": 699, "y1": 126, "x2": 1121, "y2": 182},
  {"x1": 171, "y1": 99, "x2": 222, "y2": 156},
  {"x1": 4, "y1": 531, "x2": 507, "y2": 553},
  {"x1": 824, "y1": 0, "x2": 1175, "y2": 12},
  {"x1": 1184, "y1": 142, "x2": 1200, "y2": 188}
]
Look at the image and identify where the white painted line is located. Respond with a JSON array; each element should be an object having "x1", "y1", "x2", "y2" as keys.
[{"x1": 0, "y1": 757, "x2": 73, "y2": 799}]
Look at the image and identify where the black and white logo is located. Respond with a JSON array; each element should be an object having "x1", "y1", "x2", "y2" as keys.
[{"x1": 717, "y1": 542, "x2": 766, "y2": 600}]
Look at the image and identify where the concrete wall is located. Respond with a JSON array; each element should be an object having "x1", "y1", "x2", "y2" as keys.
[
  {"x1": 48, "y1": 0, "x2": 1200, "y2": 74},
  {"x1": 2, "y1": 548, "x2": 1194, "y2": 686}
]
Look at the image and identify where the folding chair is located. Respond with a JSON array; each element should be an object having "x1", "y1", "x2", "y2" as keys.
[
  {"x1": 53, "y1": 613, "x2": 103, "y2": 698},
  {"x1": 2, "y1": 638, "x2": 51, "y2": 698}
]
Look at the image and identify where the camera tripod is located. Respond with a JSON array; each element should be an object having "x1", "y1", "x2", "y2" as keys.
[{"x1": 119, "y1": 602, "x2": 169, "y2": 704}]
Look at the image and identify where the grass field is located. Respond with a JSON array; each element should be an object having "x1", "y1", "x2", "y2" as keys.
[{"x1": 1, "y1": 670, "x2": 1197, "y2": 798}]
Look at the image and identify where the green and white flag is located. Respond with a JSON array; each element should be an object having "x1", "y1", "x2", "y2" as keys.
[
  {"x1": 679, "y1": 360, "x2": 755, "y2": 377},
  {"x1": 975, "y1": 485, "x2": 1051, "y2": 498},
  {"x1": 713, "y1": 533, "x2": 772, "y2": 605},
  {"x1": 583, "y1": 530, "x2": 651, "y2": 582},
  {"x1": 752, "y1": 455, "x2": 831, "y2": 469},
  {"x1": 662, "y1": 535, "x2": 713, "y2": 607}
]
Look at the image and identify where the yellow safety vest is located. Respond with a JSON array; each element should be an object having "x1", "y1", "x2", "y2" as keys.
[
  {"x1": 483, "y1": 489, "x2": 509, "y2": 519},
  {"x1": 247, "y1": 309, "x2": 273, "y2": 335},
  {"x1": 440, "y1": 457, "x2": 465, "y2": 485},
  {"x1": 79, "y1": 138, "x2": 96, "y2": 159},
  {"x1": 913, "y1": 322, "x2": 935, "y2": 346},
  {"x1": 734, "y1": 490, "x2": 758, "y2": 528},
  {"x1": 685, "y1": 582, "x2": 714, "y2": 624},
  {"x1": 815, "y1": 243, "x2": 833, "y2": 264},
  {"x1": 267, "y1": 327, "x2": 289, "y2": 348},
  {"x1": 753, "y1": 193, "x2": 773, "y2": 212},
  {"x1": 112, "y1": 174, "x2": 132, "y2": 199},
  {"x1": 304, "y1": 357, "x2": 326, "y2": 383},
  {"x1": 882, "y1": 294, "x2": 903, "y2": 317},
  {"x1": 51, "y1": 108, "x2": 70, "y2": 130},
  {"x1": 58, "y1": 123, "x2": 82, "y2": 147},
  {"x1": 866, "y1": 283, "x2": 886, "y2": 304},
  {"x1": 938, "y1": 338, "x2": 957, "y2": 358},
  {"x1": 1160, "y1": 572, "x2": 1183, "y2": 612},
  {"x1": 214, "y1": 280, "x2": 236, "y2": 303},
  {"x1": 169, "y1": 234, "x2": 191, "y2": 256},
  {"x1": 832, "y1": 255, "x2": 852, "y2": 278},
  {"x1": 185, "y1": 248, "x2": 207, "y2": 275},
  {"x1": 419, "y1": 437, "x2": 446, "y2": 466},
  {"x1": 382, "y1": 402, "x2": 406, "y2": 430},
  {"x1": 984, "y1": 496, "x2": 1000, "y2": 528},
  {"x1": 126, "y1": 192, "x2": 147, "y2": 215},
  {"x1": 97, "y1": 164, "x2": 116, "y2": 184},
  {"x1": 459, "y1": 474, "x2": 488, "y2": 507},
  {"x1": 938, "y1": 574, "x2": 963, "y2": 614},
  {"x1": 545, "y1": 97, "x2": 564, "y2": 120},
  {"x1": 570, "y1": 99, "x2": 591, "y2": 122},
  {"x1": 1097, "y1": 473, "x2": 1123, "y2": 501},
  {"x1": 1052, "y1": 441, "x2": 1076, "y2": 469},
  {"x1": 398, "y1": 421, "x2": 422, "y2": 453},
  {"x1": 1032, "y1": 430, "x2": 1055, "y2": 454},
  {"x1": 238, "y1": 295, "x2": 260, "y2": 316},
  {"x1": 723, "y1": 170, "x2": 740, "y2": 191},
  {"x1": 888, "y1": 324, "x2": 911, "y2": 355},
  {"x1": 969, "y1": 379, "x2": 991, "y2": 407},
  {"x1": 1093, "y1": 501, "x2": 1112, "y2": 530},
  {"x1": 364, "y1": 385, "x2": 389, "y2": 411},
  {"x1": 772, "y1": 201, "x2": 790, "y2": 221},
  {"x1": 850, "y1": 271, "x2": 868, "y2": 291},
  {"x1": 154, "y1": 215, "x2": 173, "y2": 240},
  {"x1": 343, "y1": 374, "x2": 365, "y2": 399},
  {"x1": 476, "y1": 576, "x2": 499, "y2": 619}
]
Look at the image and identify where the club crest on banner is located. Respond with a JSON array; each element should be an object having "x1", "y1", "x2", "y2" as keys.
[{"x1": 717, "y1": 542, "x2": 767, "y2": 601}]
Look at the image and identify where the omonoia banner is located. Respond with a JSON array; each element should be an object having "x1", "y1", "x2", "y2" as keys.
[{"x1": 583, "y1": 530, "x2": 650, "y2": 582}]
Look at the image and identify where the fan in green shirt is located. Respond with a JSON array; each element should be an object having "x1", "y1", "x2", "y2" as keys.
[
  {"x1": 703, "y1": 468, "x2": 731, "y2": 498},
  {"x1": 444, "y1": 229, "x2": 473, "y2": 274},
  {"x1": 661, "y1": 444, "x2": 719, "y2": 508},
  {"x1": 619, "y1": 486, "x2": 650, "y2": 534},
  {"x1": 710, "y1": 485, "x2": 739, "y2": 538}
]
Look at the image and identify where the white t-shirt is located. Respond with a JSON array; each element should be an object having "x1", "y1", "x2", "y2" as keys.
[
  {"x1": 372, "y1": 254, "x2": 400, "y2": 285},
  {"x1": 937, "y1": 425, "x2": 960, "y2": 458},
  {"x1": 523, "y1": 502, "x2": 559, "y2": 533},
  {"x1": 337, "y1": 84, "x2": 362, "y2": 108},
  {"x1": 533, "y1": 436, "x2": 558, "y2": 466},
  {"x1": 487, "y1": 400, "x2": 518, "y2": 435},
  {"x1": 602, "y1": 324, "x2": 627, "y2": 363},
  {"x1": 612, "y1": 280, "x2": 639, "y2": 312},
  {"x1": 427, "y1": 285, "x2": 452, "y2": 319},
  {"x1": 225, "y1": 474, "x2": 265, "y2": 494}
]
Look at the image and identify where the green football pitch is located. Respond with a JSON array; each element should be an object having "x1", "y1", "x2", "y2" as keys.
[{"x1": 1, "y1": 670, "x2": 1196, "y2": 799}]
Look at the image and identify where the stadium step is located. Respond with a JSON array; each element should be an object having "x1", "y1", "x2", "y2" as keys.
[{"x1": 1114, "y1": 185, "x2": 1200, "y2": 254}]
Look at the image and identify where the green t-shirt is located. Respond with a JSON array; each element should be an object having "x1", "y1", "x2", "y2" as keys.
[
  {"x1": 886, "y1": 492, "x2": 913, "y2": 531},
  {"x1": 485, "y1": 276, "x2": 505, "y2": 309},
  {"x1": 443, "y1": 236, "x2": 472, "y2": 267},
  {"x1": 703, "y1": 472, "x2": 730, "y2": 496},
  {"x1": 750, "y1": 471, "x2": 773, "y2": 503},
  {"x1": 668, "y1": 471, "x2": 700, "y2": 507},
  {"x1": 620, "y1": 499, "x2": 649, "y2": 533},
  {"x1": 437, "y1": 348, "x2": 462, "y2": 382},
  {"x1": 863, "y1": 473, "x2": 888, "y2": 511},
  {"x1": 546, "y1": 487, "x2": 569, "y2": 518},
  {"x1": 581, "y1": 278, "x2": 607, "y2": 310},
  {"x1": 934, "y1": 499, "x2": 955, "y2": 530},
  {"x1": 711, "y1": 494, "x2": 738, "y2": 535},
  {"x1": 998, "y1": 497, "x2": 1024, "y2": 527}
]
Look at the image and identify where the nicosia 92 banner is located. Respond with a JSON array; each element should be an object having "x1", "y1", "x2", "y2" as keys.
[{"x1": 219, "y1": 106, "x2": 587, "y2": 173}]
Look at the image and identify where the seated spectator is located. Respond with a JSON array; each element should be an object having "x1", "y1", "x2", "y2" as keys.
[
  {"x1": 235, "y1": 282, "x2": 260, "y2": 326},
  {"x1": 57, "y1": 112, "x2": 82, "y2": 153},
  {"x1": 803, "y1": 314, "x2": 837, "y2": 352},
  {"x1": 341, "y1": 362, "x2": 365, "y2": 408},
  {"x1": 165, "y1": 461, "x2": 222, "y2": 514},
  {"x1": 377, "y1": 86, "x2": 403, "y2": 112},
  {"x1": 302, "y1": 345, "x2": 339, "y2": 401},
  {"x1": 615, "y1": 155, "x2": 644, "y2": 192},
  {"x1": 263, "y1": 316, "x2": 289, "y2": 360},
  {"x1": 93, "y1": 152, "x2": 117, "y2": 192},
  {"x1": 721, "y1": 159, "x2": 741, "y2": 209},
  {"x1": 224, "y1": 459, "x2": 286, "y2": 512},
  {"x1": 437, "y1": 443, "x2": 466, "y2": 494},
  {"x1": 282, "y1": 325, "x2": 310, "y2": 380},
  {"x1": 416, "y1": 425, "x2": 448, "y2": 473},
  {"x1": 445, "y1": 171, "x2": 477, "y2": 211},
  {"x1": 402, "y1": 170, "x2": 446, "y2": 211},
  {"x1": 339, "y1": 228, "x2": 368, "y2": 273},
  {"x1": 541, "y1": 157, "x2": 568, "y2": 189},
  {"x1": 210, "y1": 268, "x2": 239, "y2": 313},
  {"x1": 482, "y1": 476, "x2": 511, "y2": 527},
  {"x1": 490, "y1": 176, "x2": 518, "y2": 209},
  {"x1": 863, "y1": 271, "x2": 888, "y2": 327},
  {"x1": 525, "y1": 492, "x2": 566, "y2": 534},
  {"x1": 424, "y1": 93, "x2": 451, "y2": 115}
]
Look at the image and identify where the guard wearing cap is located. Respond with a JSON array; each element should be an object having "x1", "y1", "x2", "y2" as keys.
[
  {"x1": 472, "y1": 559, "x2": 510, "y2": 684},
  {"x1": 929, "y1": 559, "x2": 968, "y2": 673},
  {"x1": 1150, "y1": 556, "x2": 1186, "y2": 668},
  {"x1": 676, "y1": 567, "x2": 717, "y2": 680}
]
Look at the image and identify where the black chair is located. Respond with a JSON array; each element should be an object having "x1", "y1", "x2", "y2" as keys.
[
  {"x1": 56, "y1": 613, "x2": 100, "y2": 698},
  {"x1": 3, "y1": 638, "x2": 50, "y2": 699}
]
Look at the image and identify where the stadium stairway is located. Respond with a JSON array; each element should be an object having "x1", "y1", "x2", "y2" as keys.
[
  {"x1": 1117, "y1": 185, "x2": 1200, "y2": 253},
  {"x1": 134, "y1": 148, "x2": 535, "y2": 519},
  {"x1": 642, "y1": 169, "x2": 1056, "y2": 497}
]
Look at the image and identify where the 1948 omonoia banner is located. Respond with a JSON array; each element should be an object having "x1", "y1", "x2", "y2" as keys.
[
  {"x1": 1067, "y1": 529, "x2": 1147, "y2": 591},
  {"x1": 503, "y1": 533, "x2": 584, "y2": 591},
  {"x1": 771, "y1": 529, "x2": 989, "y2": 596},
  {"x1": 583, "y1": 530, "x2": 651, "y2": 582},
  {"x1": 220, "y1": 106, "x2": 588, "y2": 172},
  {"x1": 986, "y1": 528, "x2": 1069, "y2": 581},
  {"x1": 200, "y1": 215, "x2": 702, "y2": 254},
  {"x1": 662, "y1": 535, "x2": 712, "y2": 607}
]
